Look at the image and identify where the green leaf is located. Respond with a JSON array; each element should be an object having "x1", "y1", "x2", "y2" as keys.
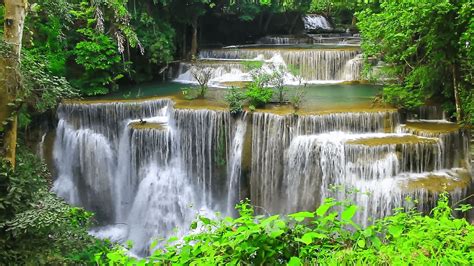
[
  {"x1": 371, "y1": 236, "x2": 382, "y2": 249},
  {"x1": 289, "y1": 211, "x2": 314, "y2": 222},
  {"x1": 341, "y1": 205, "x2": 358, "y2": 221},
  {"x1": 388, "y1": 224, "x2": 404, "y2": 238},
  {"x1": 357, "y1": 239, "x2": 366, "y2": 248},
  {"x1": 297, "y1": 232, "x2": 326, "y2": 245},
  {"x1": 316, "y1": 199, "x2": 336, "y2": 217},
  {"x1": 150, "y1": 239, "x2": 158, "y2": 250},
  {"x1": 200, "y1": 217, "x2": 211, "y2": 225},
  {"x1": 270, "y1": 229, "x2": 284, "y2": 238},
  {"x1": 288, "y1": 257, "x2": 301, "y2": 266},
  {"x1": 362, "y1": 227, "x2": 373, "y2": 237}
]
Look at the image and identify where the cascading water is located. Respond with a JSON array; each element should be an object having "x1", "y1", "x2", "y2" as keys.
[
  {"x1": 53, "y1": 98, "x2": 472, "y2": 254},
  {"x1": 226, "y1": 114, "x2": 249, "y2": 215},
  {"x1": 52, "y1": 36, "x2": 471, "y2": 256},
  {"x1": 303, "y1": 14, "x2": 332, "y2": 31},
  {"x1": 53, "y1": 99, "x2": 255, "y2": 255},
  {"x1": 175, "y1": 47, "x2": 363, "y2": 85}
]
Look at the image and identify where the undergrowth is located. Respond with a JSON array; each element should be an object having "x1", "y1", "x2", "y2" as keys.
[{"x1": 96, "y1": 195, "x2": 474, "y2": 265}]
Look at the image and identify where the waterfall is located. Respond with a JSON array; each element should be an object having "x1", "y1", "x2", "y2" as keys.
[
  {"x1": 249, "y1": 112, "x2": 470, "y2": 225},
  {"x1": 280, "y1": 132, "x2": 467, "y2": 225},
  {"x1": 53, "y1": 97, "x2": 471, "y2": 254},
  {"x1": 250, "y1": 111, "x2": 399, "y2": 213},
  {"x1": 53, "y1": 99, "x2": 240, "y2": 255},
  {"x1": 226, "y1": 114, "x2": 249, "y2": 215},
  {"x1": 257, "y1": 35, "x2": 313, "y2": 45},
  {"x1": 53, "y1": 119, "x2": 116, "y2": 221},
  {"x1": 36, "y1": 133, "x2": 47, "y2": 161},
  {"x1": 303, "y1": 14, "x2": 332, "y2": 31},
  {"x1": 193, "y1": 48, "x2": 362, "y2": 82}
]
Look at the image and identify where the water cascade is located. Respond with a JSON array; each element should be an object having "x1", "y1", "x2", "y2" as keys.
[
  {"x1": 53, "y1": 99, "x2": 248, "y2": 255},
  {"x1": 52, "y1": 35, "x2": 471, "y2": 256},
  {"x1": 303, "y1": 14, "x2": 332, "y2": 31},
  {"x1": 175, "y1": 47, "x2": 362, "y2": 85},
  {"x1": 53, "y1": 98, "x2": 471, "y2": 253}
]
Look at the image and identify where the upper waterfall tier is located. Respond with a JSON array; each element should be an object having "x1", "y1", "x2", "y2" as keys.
[
  {"x1": 303, "y1": 14, "x2": 332, "y2": 31},
  {"x1": 257, "y1": 34, "x2": 361, "y2": 45},
  {"x1": 189, "y1": 47, "x2": 362, "y2": 83}
]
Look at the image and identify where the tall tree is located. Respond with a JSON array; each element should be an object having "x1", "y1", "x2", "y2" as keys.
[
  {"x1": 357, "y1": 0, "x2": 473, "y2": 122},
  {"x1": 0, "y1": 0, "x2": 26, "y2": 167}
]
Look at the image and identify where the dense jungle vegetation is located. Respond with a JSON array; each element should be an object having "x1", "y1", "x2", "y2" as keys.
[{"x1": 0, "y1": 0, "x2": 473, "y2": 264}]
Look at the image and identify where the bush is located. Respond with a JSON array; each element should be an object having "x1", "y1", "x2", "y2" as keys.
[
  {"x1": 224, "y1": 87, "x2": 247, "y2": 114},
  {"x1": 245, "y1": 82, "x2": 274, "y2": 108},
  {"x1": 0, "y1": 148, "x2": 110, "y2": 264},
  {"x1": 96, "y1": 193, "x2": 474, "y2": 265}
]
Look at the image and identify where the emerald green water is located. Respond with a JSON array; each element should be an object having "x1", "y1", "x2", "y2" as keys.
[{"x1": 106, "y1": 82, "x2": 381, "y2": 108}]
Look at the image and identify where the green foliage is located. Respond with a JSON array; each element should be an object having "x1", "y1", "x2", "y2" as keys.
[
  {"x1": 72, "y1": 28, "x2": 125, "y2": 96},
  {"x1": 225, "y1": 87, "x2": 247, "y2": 114},
  {"x1": 20, "y1": 49, "x2": 79, "y2": 112},
  {"x1": 290, "y1": 86, "x2": 306, "y2": 113},
  {"x1": 181, "y1": 86, "x2": 200, "y2": 100},
  {"x1": 382, "y1": 85, "x2": 423, "y2": 110},
  {"x1": 270, "y1": 66, "x2": 287, "y2": 105},
  {"x1": 242, "y1": 60, "x2": 275, "y2": 108},
  {"x1": 245, "y1": 82, "x2": 274, "y2": 108},
  {"x1": 96, "y1": 193, "x2": 474, "y2": 265},
  {"x1": 357, "y1": 0, "x2": 474, "y2": 121},
  {"x1": 242, "y1": 60, "x2": 264, "y2": 71},
  {"x1": 0, "y1": 148, "x2": 109, "y2": 264}
]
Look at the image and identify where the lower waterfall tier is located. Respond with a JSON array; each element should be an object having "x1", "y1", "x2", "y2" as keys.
[{"x1": 51, "y1": 98, "x2": 472, "y2": 256}]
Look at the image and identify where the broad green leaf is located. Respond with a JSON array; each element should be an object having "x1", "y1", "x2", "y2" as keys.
[
  {"x1": 362, "y1": 227, "x2": 373, "y2": 237},
  {"x1": 371, "y1": 236, "x2": 382, "y2": 249},
  {"x1": 316, "y1": 199, "x2": 336, "y2": 217},
  {"x1": 261, "y1": 215, "x2": 279, "y2": 226},
  {"x1": 150, "y1": 239, "x2": 158, "y2": 250},
  {"x1": 200, "y1": 217, "x2": 211, "y2": 225},
  {"x1": 357, "y1": 239, "x2": 366, "y2": 248},
  {"x1": 289, "y1": 211, "x2": 314, "y2": 222},
  {"x1": 270, "y1": 229, "x2": 284, "y2": 238},
  {"x1": 275, "y1": 220, "x2": 286, "y2": 229},
  {"x1": 297, "y1": 232, "x2": 326, "y2": 245},
  {"x1": 288, "y1": 257, "x2": 301, "y2": 266},
  {"x1": 388, "y1": 224, "x2": 404, "y2": 238},
  {"x1": 341, "y1": 205, "x2": 358, "y2": 221}
]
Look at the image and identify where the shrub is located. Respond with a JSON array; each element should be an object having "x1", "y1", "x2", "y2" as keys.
[
  {"x1": 0, "y1": 148, "x2": 110, "y2": 264},
  {"x1": 224, "y1": 87, "x2": 247, "y2": 114},
  {"x1": 190, "y1": 61, "x2": 213, "y2": 99},
  {"x1": 96, "y1": 193, "x2": 474, "y2": 265},
  {"x1": 245, "y1": 82, "x2": 274, "y2": 108}
]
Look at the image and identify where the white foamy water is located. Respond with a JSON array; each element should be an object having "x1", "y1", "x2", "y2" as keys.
[{"x1": 303, "y1": 14, "x2": 332, "y2": 31}]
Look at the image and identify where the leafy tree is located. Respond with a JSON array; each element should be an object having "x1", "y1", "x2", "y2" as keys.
[
  {"x1": 72, "y1": 28, "x2": 125, "y2": 95},
  {"x1": 0, "y1": 0, "x2": 26, "y2": 167},
  {"x1": 357, "y1": 0, "x2": 473, "y2": 123}
]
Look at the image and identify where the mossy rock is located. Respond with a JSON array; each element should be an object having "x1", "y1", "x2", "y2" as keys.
[
  {"x1": 401, "y1": 169, "x2": 471, "y2": 193},
  {"x1": 404, "y1": 121, "x2": 460, "y2": 134},
  {"x1": 346, "y1": 135, "x2": 438, "y2": 146},
  {"x1": 129, "y1": 122, "x2": 165, "y2": 130}
]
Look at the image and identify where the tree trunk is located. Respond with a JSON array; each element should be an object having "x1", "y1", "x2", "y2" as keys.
[
  {"x1": 0, "y1": 0, "x2": 26, "y2": 167},
  {"x1": 263, "y1": 13, "x2": 274, "y2": 35},
  {"x1": 190, "y1": 15, "x2": 198, "y2": 60},
  {"x1": 182, "y1": 26, "x2": 187, "y2": 59},
  {"x1": 288, "y1": 13, "x2": 300, "y2": 35},
  {"x1": 452, "y1": 64, "x2": 462, "y2": 122}
]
